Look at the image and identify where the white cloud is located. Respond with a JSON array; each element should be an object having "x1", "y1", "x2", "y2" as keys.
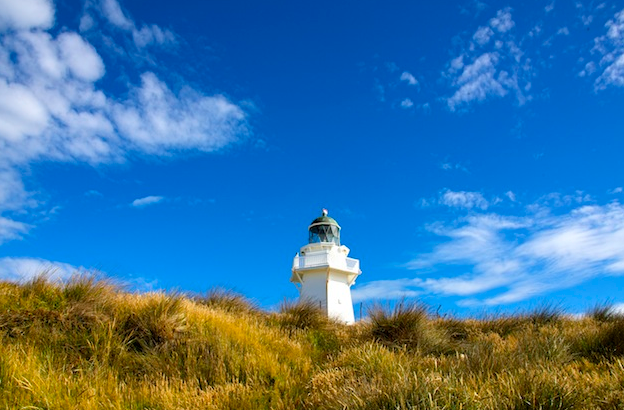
[
  {"x1": 579, "y1": 61, "x2": 597, "y2": 78},
  {"x1": 85, "y1": 189, "x2": 103, "y2": 197},
  {"x1": 0, "y1": 0, "x2": 54, "y2": 30},
  {"x1": 609, "y1": 187, "x2": 623, "y2": 194},
  {"x1": 0, "y1": 0, "x2": 250, "y2": 244},
  {"x1": 352, "y1": 279, "x2": 420, "y2": 302},
  {"x1": 504, "y1": 191, "x2": 516, "y2": 202},
  {"x1": 81, "y1": 0, "x2": 176, "y2": 49},
  {"x1": 0, "y1": 217, "x2": 31, "y2": 244},
  {"x1": 57, "y1": 32, "x2": 105, "y2": 82},
  {"x1": 440, "y1": 162, "x2": 468, "y2": 172},
  {"x1": 400, "y1": 98, "x2": 414, "y2": 108},
  {"x1": 440, "y1": 189, "x2": 489, "y2": 210},
  {"x1": 357, "y1": 197, "x2": 624, "y2": 307},
  {"x1": 132, "y1": 24, "x2": 177, "y2": 48},
  {"x1": 0, "y1": 168, "x2": 34, "y2": 211},
  {"x1": 473, "y1": 26, "x2": 494, "y2": 46},
  {"x1": 446, "y1": 53, "x2": 508, "y2": 110},
  {"x1": 0, "y1": 256, "x2": 77, "y2": 281},
  {"x1": 113, "y1": 72, "x2": 246, "y2": 155},
  {"x1": 131, "y1": 195, "x2": 164, "y2": 207},
  {"x1": 373, "y1": 80, "x2": 385, "y2": 102},
  {"x1": 592, "y1": 8, "x2": 624, "y2": 89},
  {"x1": 489, "y1": 8, "x2": 515, "y2": 33},
  {"x1": 612, "y1": 303, "x2": 624, "y2": 314},
  {"x1": 557, "y1": 27, "x2": 570, "y2": 36},
  {"x1": 0, "y1": 80, "x2": 50, "y2": 142},
  {"x1": 99, "y1": 0, "x2": 133, "y2": 30},
  {"x1": 443, "y1": 8, "x2": 532, "y2": 111},
  {"x1": 400, "y1": 71, "x2": 418, "y2": 85}
]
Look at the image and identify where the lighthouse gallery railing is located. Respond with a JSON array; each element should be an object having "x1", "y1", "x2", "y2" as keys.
[{"x1": 292, "y1": 253, "x2": 360, "y2": 273}]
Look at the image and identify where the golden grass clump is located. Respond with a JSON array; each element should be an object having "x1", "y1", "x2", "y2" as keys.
[
  {"x1": 2, "y1": 275, "x2": 624, "y2": 409},
  {"x1": 194, "y1": 287, "x2": 259, "y2": 315}
]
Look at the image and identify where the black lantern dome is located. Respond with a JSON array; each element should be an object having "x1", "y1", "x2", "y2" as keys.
[{"x1": 308, "y1": 209, "x2": 341, "y2": 245}]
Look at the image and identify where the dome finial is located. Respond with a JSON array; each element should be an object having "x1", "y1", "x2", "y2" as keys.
[{"x1": 322, "y1": 208, "x2": 328, "y2": 216}]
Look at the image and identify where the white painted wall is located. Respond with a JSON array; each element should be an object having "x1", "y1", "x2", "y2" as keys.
[
  {"x1": 327, "y1": 272, "x2": 355, "y2": 323},
  {"x1": 299, "y1": 270, "x2": 328, "y2": 312},
  {"x1": 291, "y1": 242, "x2": 361, "y2": 324}
]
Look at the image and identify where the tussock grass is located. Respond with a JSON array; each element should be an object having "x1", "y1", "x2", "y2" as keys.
[
  {"x1": 587, "y1": 303, "x2": 623, "y2": 323},
  {"x1": 367, "y1": 300, "x2": 429, "y2": 349},
  {"x1": 1, "y1": 275, "x2": 623, "y2": 409},
  {"x1": 195, "y1": 287, "x2": 259, "y2": 315},
  {"x1": 278, "y1": 299, "x2": 330, "y2": 331}
]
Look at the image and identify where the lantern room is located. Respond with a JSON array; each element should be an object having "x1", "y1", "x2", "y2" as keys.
[{"x1": 308, "y1": 209, "x2": 340, "y2": 245}]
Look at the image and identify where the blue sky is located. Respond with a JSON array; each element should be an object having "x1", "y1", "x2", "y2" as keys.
[{"x1": 1, "y1": 0, "x2": 624, "y2": 316}]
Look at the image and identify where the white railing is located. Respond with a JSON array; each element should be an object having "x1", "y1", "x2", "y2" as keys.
[{"x1": 293, "y1": 254, "x2": 360, "y2": 274}]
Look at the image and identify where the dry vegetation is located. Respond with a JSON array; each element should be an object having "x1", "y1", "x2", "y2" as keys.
[{"x1": 1, "y1": 275, "x2": 624, "y2": 409}]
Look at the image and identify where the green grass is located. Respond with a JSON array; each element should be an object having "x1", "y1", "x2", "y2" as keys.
[{"x1": 1, "y1": 275, "x2": 623, "y2": 409}]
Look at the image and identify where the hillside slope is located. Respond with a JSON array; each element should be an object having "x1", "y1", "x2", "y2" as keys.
[{"x1": 1, "y1": 276, "x2": 623, "y2": 409}]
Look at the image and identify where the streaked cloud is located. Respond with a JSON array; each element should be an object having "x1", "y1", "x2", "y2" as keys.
[
  {"x1": 131, "y1": 195, "x2": 165, "y2": 208},
  {"x1": 0, "y1": 217, "x2": 31, "y2": 245},
  {"x1": 353, "y1": 279, "x2": 420, "y2": 303},
  {"x1": 355, "y1": 196, "x2": 624, "y2": 307},
  {"x1": 81, "y1": 0, "x2": 176, "y2": 49},
  {"x1": 592, "y1": 8, "x2": 624, "y2": 90}
]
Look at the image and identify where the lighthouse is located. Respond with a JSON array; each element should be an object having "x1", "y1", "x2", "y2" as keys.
[{"x1": 290, "y1": 209, "x2": 361, "y2": 324}]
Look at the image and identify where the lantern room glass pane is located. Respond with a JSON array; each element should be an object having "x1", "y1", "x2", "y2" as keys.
[{"x1": 309, "y1": 225, "x2": 340, "y2": 245}]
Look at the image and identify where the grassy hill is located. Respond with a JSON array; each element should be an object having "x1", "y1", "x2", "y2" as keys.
[{"x1": 1, "y1": 275, "x2": 624, "y2": 409}]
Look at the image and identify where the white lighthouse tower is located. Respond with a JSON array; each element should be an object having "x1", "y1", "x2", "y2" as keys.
[{"x1": 290, "y1": 209, "x2": 361, "y2": 324}]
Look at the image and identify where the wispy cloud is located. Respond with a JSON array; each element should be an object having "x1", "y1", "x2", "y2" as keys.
[
  {"x1": 353, "y1": 279, "x2": 421, "y2": 302},
  {"x1": 400, "y1": 71, "x2": 418, "y2": 85},
  {"x1": 440, "y1": 189, "x2": 489, "y2": 210},
  {"x1": 440, "y1": 161, "x2": 468, "y2": 172},
  {"x1": 80, "y1": 0, "x2": 176, "y2": 49},
  {"x1": 0, "y1": 217, "x2": 32, "y2": 245},
  {"x1": 420, "y1": 189, "x2": 492, "y2": 210},
  {"x1": 0, "y1": 256, "x2": 156, "y2": 291},
  {"x1": 0, "y1": 0, "x2": 250, "y2": 244},
  {"x1": 131, "y1": 195, "x2": 165, "y2": 208},
  {"x1": 441, "y1": 163, "x2": 462, "y2": 171},
  {"x1": 356, "y1": 194, "x2": 622, "y2": 307},
  {"x1": 400, "y1": 98, "x2": 414, "y2": 108},
  {"x1": 0, "y1": 256, "x2": 79, "y2": 281},
  {"x1": 591, "y1": 8, "x2": 624, "y2": 90},
  {"x1": 443, "y1": 8, "x2": 533, "y2": 111}
]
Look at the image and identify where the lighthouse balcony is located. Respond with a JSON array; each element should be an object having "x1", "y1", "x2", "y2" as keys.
[{"x1": 292, "y1": 253, "x2": 360, "y2": 274}]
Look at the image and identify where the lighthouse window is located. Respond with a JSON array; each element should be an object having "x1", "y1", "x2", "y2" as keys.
[{"x1": 309, "y1": 225, "x2": 340, "y2": 245}]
